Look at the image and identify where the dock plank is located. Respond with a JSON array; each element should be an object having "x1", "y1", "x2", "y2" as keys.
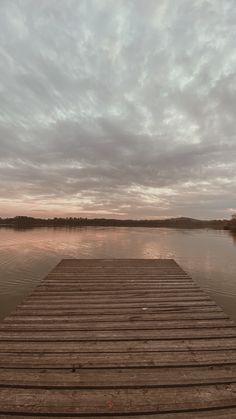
[
  {"x1": 1, "y1": 385, "x2": 236, "y2": 415},
  {"x1": 0, "y1": 319, "x2": 234, "y2": 331},
  {"x1": 0, "y1": 258, "x2": 236, "y2": 417},
  {"x1": 1, "y1": 327, "x2": 236, "y2": 340},
  {"x1": 2, "y1": 350, "x2": 236, "y2": 368}
]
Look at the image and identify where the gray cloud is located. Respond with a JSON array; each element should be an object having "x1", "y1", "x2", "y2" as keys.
[{"x1": 0, "y1": 0, "x2": 236, "y2": 218}]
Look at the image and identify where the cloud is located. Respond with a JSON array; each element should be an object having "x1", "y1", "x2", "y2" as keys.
[{"x1": 0, "y1": 0, "x2": 236, "y2": 218}]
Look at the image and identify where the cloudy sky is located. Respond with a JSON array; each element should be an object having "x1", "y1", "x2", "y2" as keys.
[{"x1": 0, "y1": 0, "x2": 236, "y2": 219}]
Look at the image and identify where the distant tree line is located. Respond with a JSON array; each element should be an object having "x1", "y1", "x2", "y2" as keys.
[
  {"x1": 224, "y1": 218, "x2": 236, "y2": 231},
  {"x1": 0, "y1": 216, "x2": 229, "y2": 229}
]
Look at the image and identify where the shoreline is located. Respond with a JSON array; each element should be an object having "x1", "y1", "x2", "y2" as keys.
[{"x1": 0, "y1": 216, "x2": 229, "y2": 230}]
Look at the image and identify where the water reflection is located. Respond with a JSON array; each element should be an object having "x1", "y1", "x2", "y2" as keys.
[
  {"x1": 0, "y1": 226, "x2": 235, "y2": 321},
  {"x1": 228, "y1": 229, "x2": 236, "y2": 244}
]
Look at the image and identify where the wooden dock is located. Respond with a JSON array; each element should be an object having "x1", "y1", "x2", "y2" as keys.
[{"x1": 0, "y1": 258, "x2": 236, "y2": 417}]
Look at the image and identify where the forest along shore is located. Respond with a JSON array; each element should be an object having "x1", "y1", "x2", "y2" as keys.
[{"x1": 0, "y1": 216, "x2": 229, "y2": 229}]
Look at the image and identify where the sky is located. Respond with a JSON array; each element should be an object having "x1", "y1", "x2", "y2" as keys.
[{"x1": 0, "y1": 0, "x2": 236, "y2": 220}]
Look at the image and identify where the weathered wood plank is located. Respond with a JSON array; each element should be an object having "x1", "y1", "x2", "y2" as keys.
[
  {"x1": 0, "y1": 319, "x2": 233, "y2": 331},
  {"x1": 24, "y1": 294, "x2": 206, "y2": 303},
  {"x1": 1, "y1": 365, "x2": 236, "y2": 388},
  {"x1": 1, "y1": 327, "x2": 236, "y2": 341},
  {"x1": 4, "y1": 311, "x2": 228, "y2": 322},
  {"x1": 24, "y1": 292, "x2": 207, "y2": 300},
  {"x1": 17, "y1": 300, "x2": 214, "y2": 310},
  {"x1": 1, "y1": 350, "x2": 236, "y2": 368},
  {"x1": 36, "y1": 286, "x2": 200, "y2": 292},
  {"x1": 34, "y1": 289, "x2": 201, "y2": 296},
  {"x1": 9, "y1": 307, "x2": 224, "y2": 317},
  {"x1": 21, "y1": 297, "x2": 211, "y2": 306},
  {"x1": 1, "y1": 338, "x2": 236, "y2": 352},
  {"x1": 29, "y1": 288, "x2": 203, "y2": 294},
  {"x1": 15, "y1": 301, "x2": 218, "y2": 309},
  {"x1": 11, "y1": 307, "x2": 223, "y2": 317},
  {"x1": 0, "y1": 384, "x2": 236, "y2": 414},
  {"x1": 51, "y1": 260, "x2": 180, "y2": 267}
]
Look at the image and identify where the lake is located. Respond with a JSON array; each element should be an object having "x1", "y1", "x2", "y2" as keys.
[{"x1": 0, "y1": 226, "x2": 236, "y2": 321}]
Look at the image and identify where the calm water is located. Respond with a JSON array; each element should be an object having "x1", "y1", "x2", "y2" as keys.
[{"x1": 0, "y1": 226, "x2": 236, "y2": 321}]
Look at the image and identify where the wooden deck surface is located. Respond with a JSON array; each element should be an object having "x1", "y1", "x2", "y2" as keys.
[{"x1": 1, "y1": 258, "x2": 236, "y2": 417}]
